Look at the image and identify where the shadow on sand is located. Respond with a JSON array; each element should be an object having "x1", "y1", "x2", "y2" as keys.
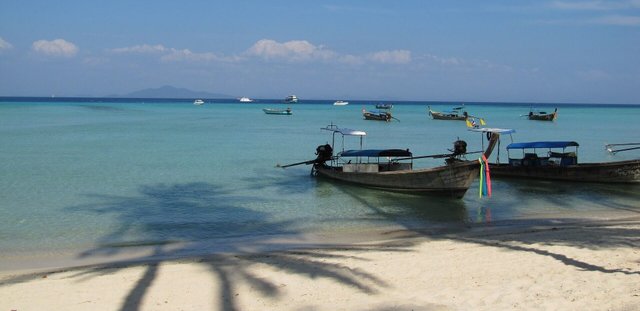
[{"x1": 1, "y1": 178, "x2": 639, "y2": 311}]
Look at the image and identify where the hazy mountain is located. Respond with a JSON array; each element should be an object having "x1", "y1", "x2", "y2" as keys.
[{"x1": 119, "y1": 86, "x2": 234, "y2": 99}]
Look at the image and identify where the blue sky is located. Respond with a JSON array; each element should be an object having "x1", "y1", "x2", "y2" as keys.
[{"x1": 1, "y1": 0, "x2": 639, "y2": 103}]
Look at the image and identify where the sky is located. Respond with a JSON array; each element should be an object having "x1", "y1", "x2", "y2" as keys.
[{"x1": 1, "y1": 0, "x2": 639, "y2": 104}]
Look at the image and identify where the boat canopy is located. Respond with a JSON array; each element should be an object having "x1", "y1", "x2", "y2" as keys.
[
  {"x1": 339, "y1": 149, "x2": 412, "y2": 158},
  {"x1": 507, "y1": 141, "x2": 579, "y2": 150},
  {"x1": 468, "y1": 127, "x2": 516, "y2": 134},
  {"x1": 321, "y1": 126, "x2": 366, "y2": 136}
]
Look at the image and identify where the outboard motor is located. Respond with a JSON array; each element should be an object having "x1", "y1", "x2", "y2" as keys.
[
  {"x1": 446, "y1": 140, "x2": 467, "y2": 164},
  {"x1": 315, "y1": 144, "x2": 333, "y2": 164},
  {"x1": 452, "y1": 140, "x2": 467, "y2": 156}
]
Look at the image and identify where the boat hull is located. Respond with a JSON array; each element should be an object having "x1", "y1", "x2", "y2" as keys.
[
  {"x1": 489, "y1": 159, "x2": 640, "y2": 183},
  {"x1": 263, "y1": 108, "x2": 292, "y2": 115},
  {"x1": 314, "y1": 161, "x2": 480, "y2": 198}
]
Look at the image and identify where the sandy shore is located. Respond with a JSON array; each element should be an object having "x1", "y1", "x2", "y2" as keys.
[{"x1": 1, "y1": 217, "x2": 639, "y2": 311}]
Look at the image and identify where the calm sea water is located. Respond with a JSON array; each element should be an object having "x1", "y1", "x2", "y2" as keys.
[{"x1": 1, "y1": 99, "x2": 639, "y2": 268}]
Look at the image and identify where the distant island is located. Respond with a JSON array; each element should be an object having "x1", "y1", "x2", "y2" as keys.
[{"x1": 116, "y1": 85, "x2": 234, "y2": 99}]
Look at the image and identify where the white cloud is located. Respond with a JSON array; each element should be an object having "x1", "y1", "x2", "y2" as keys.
[
  {"x1": 577, "y1": 69, "x2": 612, "y2": 81},
  {"x1": 550, "y1": 0, "x2": 640, "y2": 10},
  {"x1": 111, "y1": 44, "x2": 237, "y2": 63},
  {"x1": 366, "y1": 50, "x2": 412, "y2": 64},
  {"x1": 32, "y1": 39, "x2": 78, "y2": 57},
  {"x1": 592, "y1": 14, "x2": 640, "y2": 25},
  {"x1": 160, "y1": 49, "x2": 226, "y2": 62},
  {"x1": 245, "y1": 39, "x2": 336, "y2": 62},
  {"x1": 109, "y1": 40, "x2": 415, "y2": 66},
  {"x1": 0, "y1": 37, "x2": 13, "y2": 51},
  {"x1": 111, "y1": 44, "x2": 168, "y2": 54}
]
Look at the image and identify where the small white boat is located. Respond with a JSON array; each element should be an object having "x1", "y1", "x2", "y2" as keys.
[
  {"x1": 333, "y1": 100, "x2": 349, "y2": 106},
  {"x1": 239, "y1": 97, "x2": 254, "y2": 103},
  {"x1": 193, "y1": 99, "x2": 205, "y2": 105},
  {"x1": 284, "y1": 95, "x2": 298, "y2": 103}
]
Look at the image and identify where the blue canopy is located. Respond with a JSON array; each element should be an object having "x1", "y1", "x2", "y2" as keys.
[
  {"x1": 507, "y1": 141, "x2": 579, "y2": 150},
  {"x1": 339, "y1": 149, "x2": 412, "y2": 157}
]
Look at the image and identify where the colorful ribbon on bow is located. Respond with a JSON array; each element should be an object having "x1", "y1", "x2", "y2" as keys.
[{"x1": 478, "y1": 155, "x2": 492, "y2": 198}]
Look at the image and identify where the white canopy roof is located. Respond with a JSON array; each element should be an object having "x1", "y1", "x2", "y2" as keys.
[
  {"x1": 468, "y1": 127, "x2": 516, "y2": 134},
  {"x1": 321, "y1": 125, "x2": 366, "y2": 136}
]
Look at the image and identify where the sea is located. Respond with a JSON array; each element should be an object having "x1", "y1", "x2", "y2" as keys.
[{"x1": 1, "y1": 97, "x2": 639, "y2": 270}]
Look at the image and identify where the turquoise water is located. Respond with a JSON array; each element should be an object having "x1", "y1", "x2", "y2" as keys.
[{"x1": 1, "y1": 100, "x2": 639, "y2": 266}]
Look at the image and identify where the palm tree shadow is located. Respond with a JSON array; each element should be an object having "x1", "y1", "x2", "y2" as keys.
[{"x1": 0, "y1": 181, "x2": 416, "y2": 311}]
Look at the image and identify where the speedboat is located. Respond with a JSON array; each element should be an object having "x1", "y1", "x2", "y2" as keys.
[
  {"x1": 333, "y1": 100, "x2": 349, "y2": 106},
  {"x1": 284, "y1": 95, "x2": 298, "y2": 103},
  {"x1": 193, "y1": 99, "x2": 205, "y2": 105}
]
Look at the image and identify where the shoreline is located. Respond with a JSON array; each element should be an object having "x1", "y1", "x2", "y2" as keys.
[
  {"x1": 1, "y1": 213, "x2": 638, "y2": 275},
  {"x1": 2, "y1": 216, "x2": 639, "y2": 310}
]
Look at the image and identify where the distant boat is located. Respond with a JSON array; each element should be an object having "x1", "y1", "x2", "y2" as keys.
[
  {"x1": 488, "y1": 140, "x2": 640, "y2": 183},
  {"x1": 193, "y1": 99, "x2": 205, "y2": 105},
  {"x1": 362, "y1": 108, "x2": 395, "y2": 122},
  {"x1": 376, "y1": 103, "x2": 393, "y2": 109},
  {"x1": 263, "y1": 107, "x2": 292, "y2": 115},
  {"x1": 284, "y1": 95, "x2": 298, "y2": 103},
  {"x1": 333, "y1": 100, "x2": 349, "y2": 106},
  {"x1": 238, "y1": 97, "x2": 254, "y2": 103},
  {"x1": 427, "y1": 105, "x2": 468, "y2": 120},
  {"x1": 526, "y1": 108, "x2": 557, "y2": 121}
]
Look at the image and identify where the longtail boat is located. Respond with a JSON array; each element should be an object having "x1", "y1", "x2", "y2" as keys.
[
  {"x1": 279, "y1": 124, "x2": 500, "y2": 198},
  {"x1": 362, "y1": 109, "x2": 393, "y2": 122},
  {"x1": 263, "y1": 108, "x2": 292, "y2": 115},
  {"x1": 526, "y1": 108, "x2": 557, "y2": 121},
  {"x1": 488, "y1": 140, "x2": 640, "y2": 183},
  {"x1": 428, "y1": 105, "x2": 468, "y2": 121}
]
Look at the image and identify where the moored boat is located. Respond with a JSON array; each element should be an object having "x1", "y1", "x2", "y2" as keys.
[
  {"x1": 527, "y1": 108, "x2": 557, "y2": 121},
  {"x1": 333, "y1": 100, "x2": 349, "y2": 106},
  {"x1": 376, "y1": 103, "x2": 393, "y2": 109},
  {"x1": 239, "y1": 97, "x2": 254, "y2": 103},
  {"x1": 263, "y1": 107, "x2": 292, "y2": 115},
  {"x1": 489, "y1": 140, "x2": 640, "y2": 183},
  {"x1": 280, "y1": 124, "x2": 500, "y2": 198},
  {"x1": 193, "y1": 99, "x2": 205, "y2": 105},
  {"x1": 428, "y1": 105, "x2": 468, "y2": 120},
  {"x1": 363, "y1": 109, "x2": 393, "y2": 122}
]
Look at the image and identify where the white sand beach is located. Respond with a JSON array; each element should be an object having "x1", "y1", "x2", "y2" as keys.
[{"x1": 1, "y1": 217, "x2": 639, "y2": 311}]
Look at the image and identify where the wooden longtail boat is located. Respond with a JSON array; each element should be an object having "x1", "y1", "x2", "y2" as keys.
[
  {"x1": 263, "y1": 108, "x2": 292, "y2": 115},
  {"x1": 428, "y1": 105, "x2": 468, "y2": 121},
  {"x1": 527, "y1": 108, "x2": 557, "y2": 121},
  {"x1": 489, "y1": 140, "x2": 640, "y2": 183},
  {"x1": 306, "y1": 124, "x2": 500, "y2": 198},
  {"x1": 363, "y1": 109, "x2": 393, "y2": 122}
]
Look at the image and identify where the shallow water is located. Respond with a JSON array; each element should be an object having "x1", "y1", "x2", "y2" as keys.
[{"x1": 1, "y1": 99, "x2": 639, "y2": 267}]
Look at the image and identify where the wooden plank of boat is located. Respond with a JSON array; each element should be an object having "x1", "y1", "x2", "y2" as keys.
[{"x1": 314, "y1": 160, "x2": 480, "y2": 198}]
